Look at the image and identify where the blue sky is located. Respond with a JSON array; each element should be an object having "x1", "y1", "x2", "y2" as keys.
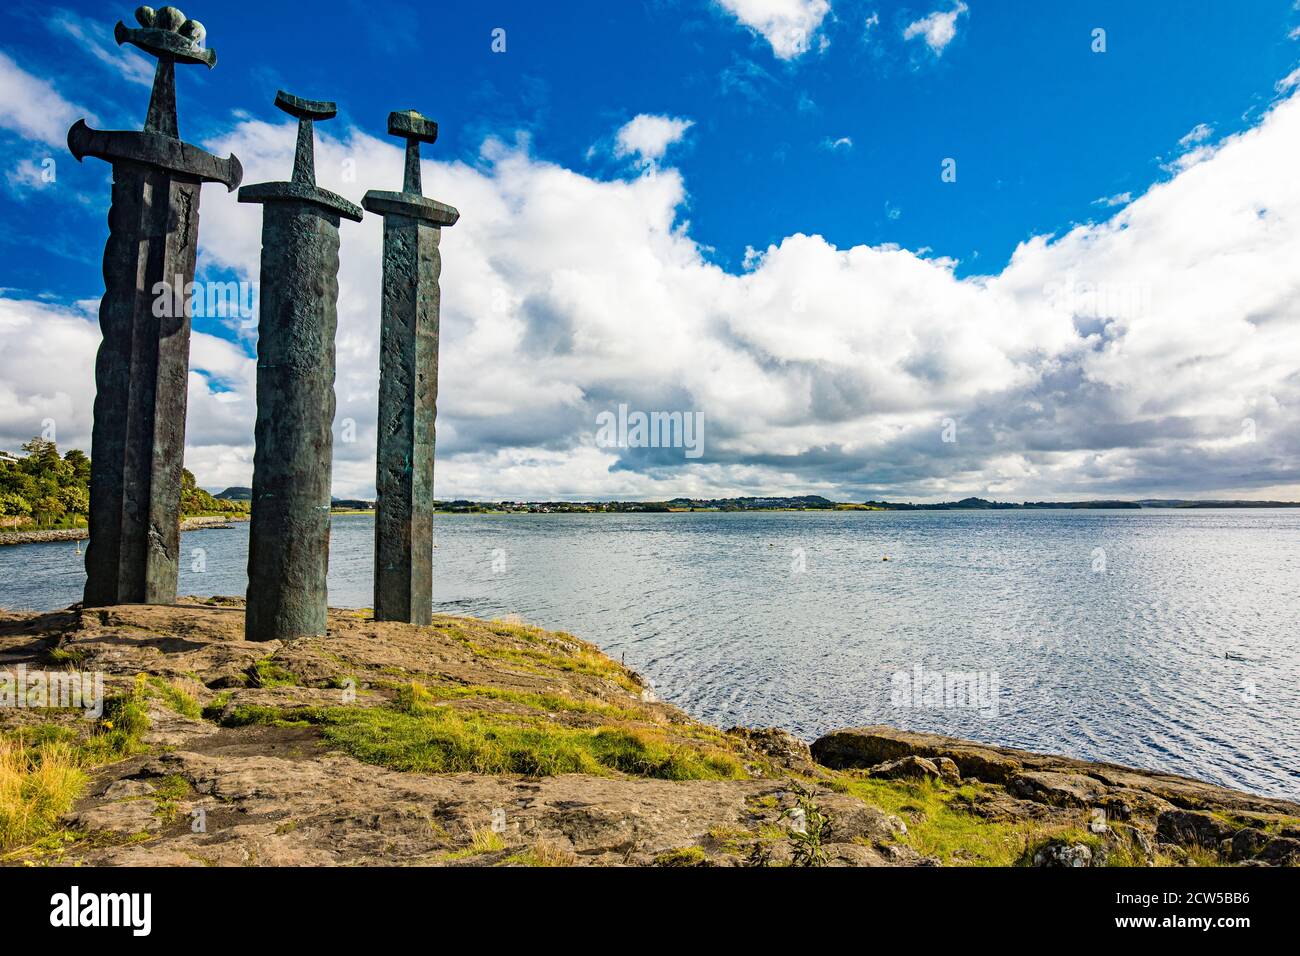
[
  {"x1": 6, "y1": 1, "x2": 1298, "y2": 291},
  {"x1": 3, "y1": 1, "x2": 1300, "y2": 501}
]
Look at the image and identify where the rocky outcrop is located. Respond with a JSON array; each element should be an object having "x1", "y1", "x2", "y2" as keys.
[
  {"x1": 61, "y1": 747, "x2": 922, "y2": 867},
  {"x1": 2, "y1": 604, "x2": 1296, "y2": 867},
  {"x1": 865, "y1": 755, "x2": 950, "y2": 783},
  {"x1": 1031, "y1": 840, "x2": 1096, "y2": 867},
  {"x1": 814, "y1": 726, "x2": 1024, "y2": 783},
  {"x1": 725, "y1": 726, "x2": 816, "y2": 773},
  {"x1": 0, "y1": 602, "x2": 930, "y2": 867},
  {"x1": 811, "y1": 725, "x2": 1300, "y2": 866}
]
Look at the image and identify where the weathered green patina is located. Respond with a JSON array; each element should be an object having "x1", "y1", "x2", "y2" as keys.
[
  {"x1": 240, "y1": 90, "x2": 363, "y2": 642},
  {"x1": 70, "y1": 6, "x2": 241, "y2": 607},
  {"x1": 363, "y1": 110, "x2": 459, "y2": 624}
]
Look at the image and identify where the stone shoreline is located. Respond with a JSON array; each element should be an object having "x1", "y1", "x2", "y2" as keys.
[
  {"x1": 0, "y1": 515, "x2": 248, "y2": 547},
  {"x1": 0, "y1": 599, "x2": 1295, "y2": 867}
]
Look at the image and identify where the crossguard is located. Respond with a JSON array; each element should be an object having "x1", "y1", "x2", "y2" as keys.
[
  {"x1": 67, "y1": 118, "x2": 243, "y2": 191},
  {"x1": 361, "y1": 107, "x2": 458, "y2": 223}
]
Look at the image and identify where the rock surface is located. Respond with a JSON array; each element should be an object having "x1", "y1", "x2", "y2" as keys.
[
  {"x1": 811, "y1": 726, "x2": 1300, "y2": 866},
  {"x1": 2, "y1": 604, "x2": 1296, "y2": 867},
  {"x1": 867, "y1": 755, "x2": 946, "y2": 783},
  {"x1": 0, "y1": 602, "x2": 929, "y2": 866}
]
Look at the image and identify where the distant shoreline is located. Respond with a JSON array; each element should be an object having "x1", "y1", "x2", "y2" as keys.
[
  {"x1": 194, "y1": 488, "x2": 1300, "y2": 515},
  {"x1": 404, "y1": 495, "x2": 1300, "y2": 515},
  {"x1": 0, "y1": 514, "x2": 249, "y2": 547},
  {"x1": 417, "y1": 500, "x2": 1300, "y2": 515},
  {"x1": 5, "y1": 501, "x2": 1295, "y2": 545}
]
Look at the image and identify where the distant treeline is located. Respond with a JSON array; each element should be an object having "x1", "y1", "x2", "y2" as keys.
[
  {"x1": 11, "y1": 440, "x2": 1285, "y2": 526},
  {"x1": 434, "y1": 499, "x2": 673, "y2": 514},
  {"x1": 860, "y1": 497, "x2": 1142, "y2": 510},
  {"x1": 395, "y1": 494, "x2": 1300, "y2": 514},
  {"x1": 0, "y1": 438, "x2": 248, "y2": 528}
]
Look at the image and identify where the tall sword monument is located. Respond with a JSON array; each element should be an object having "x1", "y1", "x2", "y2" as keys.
[
  {"x1": 364, "y1": 110, "x2": 459, "y2": 624},
  {"x1": 240, "y1": 91, "x2": 363, "y2": 642},
  {"x1": 69, "y1": 5, "x2": 242, "y2": 607}
]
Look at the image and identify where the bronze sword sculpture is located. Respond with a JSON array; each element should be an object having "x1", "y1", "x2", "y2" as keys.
[
  {"x1": 240, "y1": 91, "x2": 363, "y2": 641},
  {"x1": 68, "y1": 5, "x2": 241, "y2": 607},
  {"x1": 364, "y1": 110, "x2": 459, "y2": 624}
]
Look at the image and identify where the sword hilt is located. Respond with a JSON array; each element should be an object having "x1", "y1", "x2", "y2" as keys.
[
  {"x1": 114, "y1": 7, "x2": 216, "y2": 137},
  {"x1": 238, "y1": 89, "x2": 362, "y2": 222},
  {"x1": 387, "y1": 110, "x2": 438, "y2": 195},
  {"x1": 275, "y1": 90, "x2": 338, "y2": 186}
]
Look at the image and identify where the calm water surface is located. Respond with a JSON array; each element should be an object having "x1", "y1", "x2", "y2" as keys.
[{"x1": 3, "y1": 510, "x2": 1297, "y2": 799}]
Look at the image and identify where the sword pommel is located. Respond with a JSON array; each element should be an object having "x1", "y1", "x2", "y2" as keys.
[
  {"x1": 388, "y1": 110, "x2": 438, "y2": 145},
  {"x1": 115, "y1": 7, "x2": 215, "y2": 68}
]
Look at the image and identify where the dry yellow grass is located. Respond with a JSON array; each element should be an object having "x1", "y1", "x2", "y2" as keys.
[
  {"x1": 0, "y1": 735, "x2": 86, "y2": 850},
  {"x1": 503, "y1": 840, "x2": 578, "y2": 867},
  {"x1": 468, "y1": 825, "x2": 506, "y2": 854}
]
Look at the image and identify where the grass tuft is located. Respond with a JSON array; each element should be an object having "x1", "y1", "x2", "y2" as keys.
[
  {"x1": 247, "y1": 658, "x2": 298, "y2": 688},
  {"x1": 502, "y1": 840, "x2": 578, "y2": 867},
  {"x1": 442, "y1": 825, "x2": 506, "y2": 860},
  {"x1": 0, "y1": 677, "x2": 152, "y2": 852},
  {"x1": 834, "y1": 774, "x2": 1049, "y2": 866},
  {"x1": 144, "y1": 677, "x2": 201, "y2": 719},
  {"x1": 44, "y1": 646, "x2": 87, "y2": 668},
  {"x1": 0, "y1": 736, "x2": 86, "y2": 851},
  {"x1": 150, "y1": 774, "x2": 191, "y2": 824},
  {"x1": 329, "y1": 693, "x2": 745, "y2": 780},
  {"x1": 653, "y1": 846, "x2": 709, "y2": 867}
]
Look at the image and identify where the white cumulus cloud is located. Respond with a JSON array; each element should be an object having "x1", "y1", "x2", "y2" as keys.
[
  {"x1": 613, "y1": 114, "x2": 695, "y2": 165},
  {"x1": 715, "y1": 0, "x2": 832, "y2": 59},
  {"x1": 903, "y1": 2, "x2": 969, "y2": 56}
]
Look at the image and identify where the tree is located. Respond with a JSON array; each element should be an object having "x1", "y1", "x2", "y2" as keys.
[
  {"x1": 64, "y1": 448, "x2": 90, "y2": 483},
  {"x1": 0, "y1": 439, "x2": 244, "y2": 525},
  {"x1": 32, "y1": 494, "x2": 65, "y2": 527},
  {"x1": 180, "y1": 466, "x2": 228, "y2": 515},
  {"x1": 58, "y1": 484, "x2": 89, "y2": 516},
  {"x1": 0, "y1": 438, "x2": 90, "y2": 525},
  {"x1": 21, "y1": 437, "x2": 60, "y2": 467},
  {"x1": 0, "y1": 491, "x2": 31, "y2": 517}
]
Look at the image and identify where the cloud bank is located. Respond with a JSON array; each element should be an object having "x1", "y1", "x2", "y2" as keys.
[{"x1": 4, "y1": 60, "x2": 1300, "y2": 502}]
